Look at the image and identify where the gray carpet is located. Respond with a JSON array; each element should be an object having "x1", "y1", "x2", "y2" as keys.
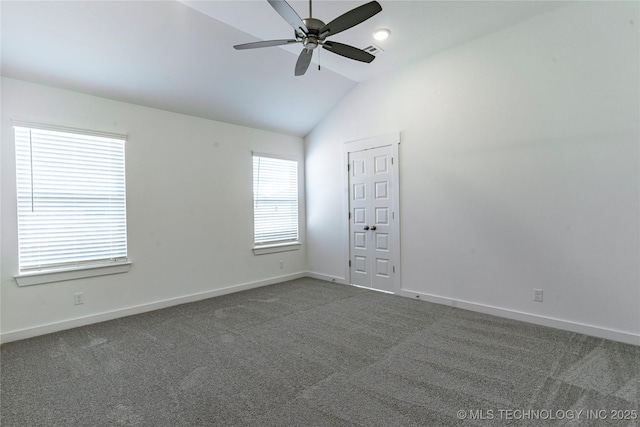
[{"x1": 1, "y1": 278, "x2": 638, "y2": 426}]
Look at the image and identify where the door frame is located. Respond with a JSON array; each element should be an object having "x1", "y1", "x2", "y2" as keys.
[{"x1": 343, "y1": 132, "x2": 401, "y2": 293}]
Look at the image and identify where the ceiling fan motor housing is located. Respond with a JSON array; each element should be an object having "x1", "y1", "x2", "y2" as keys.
[{"x1": 300, "y1": 18, "x2": 325, "y2": 49}]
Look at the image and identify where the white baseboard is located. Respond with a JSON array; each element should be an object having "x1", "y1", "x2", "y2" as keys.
[
  {"x1": 305, "y1": 271, "x2": 348, "y2": 285},
  {"x1": 0, "y1": 272, "x2": 306, "y2": 344},
  {"x1": 398, "y1": 288, "x2": 640, "y2": 346},
  {"x1": 3, "y1": 274, "x2": 637, "y2": 347}
]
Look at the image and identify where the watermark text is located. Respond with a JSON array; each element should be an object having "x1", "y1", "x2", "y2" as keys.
[{"x1": 456, "y1": 409, "x2": 638, "y2": 421}]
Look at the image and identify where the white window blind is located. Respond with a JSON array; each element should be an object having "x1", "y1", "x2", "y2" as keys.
[
  {"x1": 252, "y1": 154, "x2": 299, "y2": 245},
  {"x1": 14, "y1": 125, "x2": 128, "y2": 273}
]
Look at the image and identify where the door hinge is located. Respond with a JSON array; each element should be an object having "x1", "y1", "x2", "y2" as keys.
[
  {"x1": 349, "y1": 260, "x2": 352, "y2": 267},
  {"x1": 349, "y1": 212, "x2": 351, "y2": 219},
  {"x1": 393, "y1": 265, "x2": 395, "y2": 273},
  {"x1": 391, "y1": 157, "x2": 394, "y2": 165},
  {"x1": 347, "y1": 163, "x2": 350, "y2": 172}
]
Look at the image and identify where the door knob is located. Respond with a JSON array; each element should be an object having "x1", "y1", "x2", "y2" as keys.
[
  {"x1": 370, "y1": 226, "x2": 377, "y2": 231},
  {"x1": 363, "y1": 226, "x2": 370, "y2": 231}
]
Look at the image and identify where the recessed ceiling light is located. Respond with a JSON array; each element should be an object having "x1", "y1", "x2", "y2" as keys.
[{"x1": 372, "y1": 28, "x2": 390, "y2": 41}]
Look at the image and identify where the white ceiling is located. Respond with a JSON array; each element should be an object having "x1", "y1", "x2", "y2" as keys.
[{"x1": 1, "y1": 1, "x2": 566, "y2": 137}]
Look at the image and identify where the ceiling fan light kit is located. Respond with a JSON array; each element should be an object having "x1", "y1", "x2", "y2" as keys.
[{"x1": 233, "y1": 0, "x2": 383, "y2": 76}]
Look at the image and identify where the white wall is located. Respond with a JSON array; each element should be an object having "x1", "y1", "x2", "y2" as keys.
[
  {"x1": 305, "y1": 2, "x2": 639, "y2": 344},
  {"x1": 1, "y1": 77, "x2": 307, "y2": 342}
]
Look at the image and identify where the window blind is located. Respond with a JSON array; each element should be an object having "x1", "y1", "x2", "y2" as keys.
[
  {"x1": 14, "y1": 125, "x2": 128, "y2": 273},
  {"x1": 252, "y1": 155, "x2": 298, "y2": 245}
]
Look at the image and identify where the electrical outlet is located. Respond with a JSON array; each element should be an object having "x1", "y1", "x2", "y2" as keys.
[
  {"x1": 279, "y1": 260, "x2": 284, "y2": 269},
  {"x1": 534, "y1": 289, "x2": 543, "y2": 302},
  {"x1": 74, "y1": 293, "x2": 84, "y2": 305}
]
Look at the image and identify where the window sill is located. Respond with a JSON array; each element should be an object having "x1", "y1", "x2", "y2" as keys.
[
  {"x1": 14, "y1": 262, "x2": 132, "y2": 287},
  {"x1": 253, "y1": 242, "x2": 301, "y2": 255}
]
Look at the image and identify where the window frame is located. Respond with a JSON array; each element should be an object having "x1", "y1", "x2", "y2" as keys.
[
  {"x1": 251, "y1": 152, "x2": 301, "y2": 255},
  {"x1": 12, "y1": 121, "x2": 130, "y2": 286}
]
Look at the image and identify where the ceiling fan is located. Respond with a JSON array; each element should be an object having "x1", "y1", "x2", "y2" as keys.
[{"x1": 234, "y1": 0, "x2": 382, "y2": 76}]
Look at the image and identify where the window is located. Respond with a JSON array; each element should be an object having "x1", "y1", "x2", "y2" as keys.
[
  {"x1": 252, "y1": 154, "x2": 299, "y2": 254},
  {"x1": 14, "y1": 123, "x2": 128, "y2": 282}
]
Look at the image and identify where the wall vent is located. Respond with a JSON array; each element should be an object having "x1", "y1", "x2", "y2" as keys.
[{"x1": 362, "y1": 44, "x2": 383, "y2": 56}]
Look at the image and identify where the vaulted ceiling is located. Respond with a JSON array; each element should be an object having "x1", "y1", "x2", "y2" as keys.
[{"x1": 1, "y1": 1, "x2": 565, "y2": 137}]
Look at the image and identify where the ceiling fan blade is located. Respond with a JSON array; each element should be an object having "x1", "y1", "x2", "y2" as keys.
[
  {"x1": 295, "y1": 48, "x2": 313, "y2": 76},
  {"x1": 234, "y1": 39, "x2": 299, "y2": 50},
  {"x1": 322, "y1": 41, "x2": 375, "y2": 63},
  {"x1": 319, "y1": 1, "x2": 382, "y2": 38},
  {"x1": 268, "y1": 0, "x2": 308, "y2": 35}
]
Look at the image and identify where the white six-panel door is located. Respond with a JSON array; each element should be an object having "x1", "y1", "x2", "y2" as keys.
[{"x1": 348, "y1": 144, "x2": 397, "y2": 293}]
